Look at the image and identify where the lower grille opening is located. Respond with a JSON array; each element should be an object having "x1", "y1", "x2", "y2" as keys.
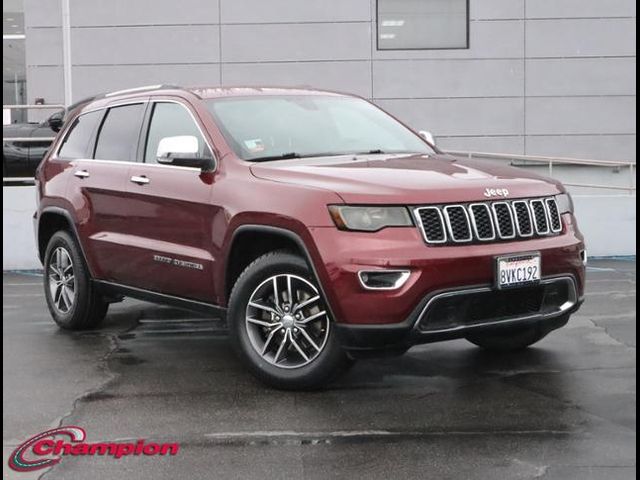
[{"x1": 418, "y1": 280, "x2": 572, "y2": 332}]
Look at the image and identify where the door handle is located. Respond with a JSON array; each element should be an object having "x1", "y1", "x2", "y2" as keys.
[
  {"x1": 130, "y1": 175, "x2": 150, "y2": 185},
  {"x1": 74, "y1": 169, "x2": 90, "y2": 179}
]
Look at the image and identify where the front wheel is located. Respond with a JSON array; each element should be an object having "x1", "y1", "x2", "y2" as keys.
[{"x1": 228, "y1": 251, "x2": 351, "y2": 390}]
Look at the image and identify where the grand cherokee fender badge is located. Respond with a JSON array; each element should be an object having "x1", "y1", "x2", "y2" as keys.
[
  {"x1": 484, "y1": 188, "x2": 510, "y2": 198},
  {"x1": 153, "y1": 255, "x2": 203, "y2": 270}
]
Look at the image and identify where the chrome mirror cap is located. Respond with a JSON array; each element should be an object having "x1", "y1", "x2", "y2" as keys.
[{"x1": 418, "y1": 130, "x2": 436, "y2": 146}]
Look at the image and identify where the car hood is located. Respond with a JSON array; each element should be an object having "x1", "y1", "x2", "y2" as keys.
[
  {"x1": 3, "y1": 123, "x2": 40, "y2": 138},
  {"x1": 249, "y1": 153, "x2": 564, "y2": 204}
]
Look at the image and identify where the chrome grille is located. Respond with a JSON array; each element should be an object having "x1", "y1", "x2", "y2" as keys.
[
  {"x1": 415, "y1": 207, "x2": 447, "y2": 243},
  {"x1": 512, "y1": 201, "x2": 534, "y2": 237},
  {"x1": 546, "y1": 198, "x2": 562, "y2": 232},
  {"x1": 530, "y1": 199, "x2": 550, "y2": 234},
  {"x1": 443, "y1": 205, "x2": 472, "y2": 242},
  {"x1": 492, "y1": 202, "x2": 516, "y2": 239},
  {"x1": 469, "y1": 203, "x2": 495, "y2": 241},
  {"x1": 414, "y1": 197, "x2": 563, "y2": 245}
]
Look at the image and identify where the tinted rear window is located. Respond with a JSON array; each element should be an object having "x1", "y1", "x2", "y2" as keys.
[
  {"x1": 57, "y1": 110, "x2": 103, "y2": 160},
  {"x1": 94, "y1": 103, "x2": 145, "y2": 162}
]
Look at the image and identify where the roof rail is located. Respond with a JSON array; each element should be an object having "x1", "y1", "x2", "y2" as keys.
[{"x1": 104, "y1": 84, "x2": 182, "y2": 98}]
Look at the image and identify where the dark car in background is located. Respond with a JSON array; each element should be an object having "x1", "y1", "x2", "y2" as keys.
[
  {"x1": 3, "y1": 97, "x2": 95, "y2": 178},
  {"x1": 3, "y1": 115, "x2": 59, "y2": 178}
]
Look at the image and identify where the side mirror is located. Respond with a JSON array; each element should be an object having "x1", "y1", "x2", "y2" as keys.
[
  {"x1": 418, "y1": 130, "x2": 436, "y2": 146},
  {"x1": 47, "y1": 110, "x2": 65, "y2": 132},
  {"x1": 156, "y1": 135, "x2": 213, "y2": 171}
]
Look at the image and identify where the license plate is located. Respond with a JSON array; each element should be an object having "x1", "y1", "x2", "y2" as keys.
[{"x1": 496, "y1": 253, "x2": 541, "y2": 289}]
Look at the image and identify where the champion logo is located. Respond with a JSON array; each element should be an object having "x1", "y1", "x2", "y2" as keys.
[{"x1": 8, "y1": 426, "x2": 180, "y2": 472}]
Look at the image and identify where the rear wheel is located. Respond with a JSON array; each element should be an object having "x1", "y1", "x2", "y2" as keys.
[
  {"x1": 228, "y1": 251, "x2": 351, "y2": 390},
  {"x1": 44, "y1": 231, "x2": 108, "y2": 330}
]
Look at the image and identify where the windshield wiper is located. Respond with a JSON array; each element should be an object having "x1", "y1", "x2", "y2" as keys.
[
  {"x1": 352, "y1": 150, "x2": 429, "y2": 156},
  {"x1": 249, "y1": 152, "x2": 354, "y2": 162},
  {"x1": 250, "y1": 152, "x2": 302, "y2": 162}
]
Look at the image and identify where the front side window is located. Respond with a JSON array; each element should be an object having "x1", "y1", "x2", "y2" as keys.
[
  {"x1": 57, "y1": 110, "x2": 103, "y2": 160},
  {"x1": 377, "y1": 0, "x2": 469, "y2": 50},
  {"x1": 94, "y1": 103, "x2": 145, "y2": 162},
  {"x1": 144, "y1": 102, "x2": 210, "y2": 164},
  {"x1": 207, "y1": 96, "x2": 433, "y2": 161}
]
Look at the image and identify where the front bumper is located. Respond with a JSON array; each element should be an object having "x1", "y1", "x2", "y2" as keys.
[
  {"x1": 335, "y1": 275, "x2": 583, "y2": 354},
  {"x1": 308, "y1": 214, "x2": 585, "y2": 350}
]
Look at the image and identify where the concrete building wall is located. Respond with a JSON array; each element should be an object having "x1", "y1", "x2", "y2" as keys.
[{"x1": 24, "y1": 0, "x2": 636, "y2": 161}]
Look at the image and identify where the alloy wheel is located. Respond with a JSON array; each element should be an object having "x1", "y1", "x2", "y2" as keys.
[
  {"x1": 48, "y1": 247, "x2": 76, "y2": 313},
  {"x1": 245, "y1": 274, "x2": 330, "y2": 369}
]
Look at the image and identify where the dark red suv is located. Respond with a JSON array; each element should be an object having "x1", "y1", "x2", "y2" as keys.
[{"x1": 34, "y1": 85, "x2": 586, "y2": 389}]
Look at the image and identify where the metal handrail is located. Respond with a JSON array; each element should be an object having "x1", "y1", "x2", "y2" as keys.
[
  {"x1": 3, "y1": 137, "x2": 56, "y2": 142},
  {"x1": 563, "y1": 183, "x2": 636, "y2": 191},
  {"x1": 3, "y1": 177, "x2": 36, "y2": 183},
  {"x1": 446, "y1": 149, "x2": 635, "y2": 168},
  {"x1": 446, "y1": 149, "x2": 635, "y2": 194},
  {"x1": 3, "y1": 104, "x2": 64, "y2": 110},
  {"x1": 2, "y1": 142, "x2": 636, "y2": 192}
]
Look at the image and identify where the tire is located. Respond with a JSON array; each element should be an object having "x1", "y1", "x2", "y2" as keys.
[
  {"x1": 43, "y1": 230, "x2": 108, "y2": 330},
  {"x1": 228, "y1": 250, "x2": 351, "y2": 390},
  {"x1": 466, "y1": 323, "x2": 551, "y2": 351}
]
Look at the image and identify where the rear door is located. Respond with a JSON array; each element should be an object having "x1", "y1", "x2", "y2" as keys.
[
  {"x1": 122, "y1": 99, "x2": 218, "y2": 302},
  {"x1": 64, "y1": 101, "x2": 146, "y2": 281}
]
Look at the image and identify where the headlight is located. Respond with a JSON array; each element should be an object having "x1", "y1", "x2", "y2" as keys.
[
  {"x1": 328, "y1": 205, "x2": 413, "y2": 232},
  {"x1": 555, "y1": 193, "x2": 574, "y2": 214}
]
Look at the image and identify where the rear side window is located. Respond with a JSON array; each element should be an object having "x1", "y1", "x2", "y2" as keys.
[
  {"x1": 94, "y1": 103, "x2": 145, "y2": 162},
  {"x1": 57, "y1": 110, "x2": 103, "y2": 160}
]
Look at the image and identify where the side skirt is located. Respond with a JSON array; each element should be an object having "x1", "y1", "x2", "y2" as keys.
[{"x1": 93, "y1": 280, "x2": 227, "y2": 319}]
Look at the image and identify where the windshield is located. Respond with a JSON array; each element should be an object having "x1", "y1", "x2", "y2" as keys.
[{"x1": 206, "y1": 95, "x2": 434, "y2": 161}]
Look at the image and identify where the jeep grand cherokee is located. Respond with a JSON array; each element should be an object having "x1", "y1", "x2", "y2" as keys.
[{"x1": 34, "y1": 85, "x2": 586, "y2": 389}]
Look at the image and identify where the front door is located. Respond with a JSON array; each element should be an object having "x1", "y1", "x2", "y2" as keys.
[{"x1": 121, "y1": 100, "x2": 218, "y2": 302}]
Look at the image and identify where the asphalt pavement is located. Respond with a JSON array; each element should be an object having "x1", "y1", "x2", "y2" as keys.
[{"x1": 2, "y1": 259, "x2": 636, "y2": 479}]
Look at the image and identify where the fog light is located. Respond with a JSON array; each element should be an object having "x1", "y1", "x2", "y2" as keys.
[{"x1": 358, "y1": 270, "x2": 410, "y2": 290}]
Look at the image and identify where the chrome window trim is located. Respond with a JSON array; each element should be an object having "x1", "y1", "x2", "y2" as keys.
[
  {"x1": 491, "y1": 201, "x2": 516, "y2": 240},
  {"x1": 512, "y1": 200, "x2": 534, "y2": 237},
  {"x1": 530, "y1": 199, "x2": 551, "y2": 235},
  {"x1": 545, "y1": 198, "x2": 563, "y2": 233},
  {"x1": 53, "y1": 100, "x2": 148, "y2": 161},
  {"x1": 357, "y1": 269, "x2": 411, "y2": 291},
  {"x1": 468, "y1": 203, "x2": 495, "y2": 241},
  {"x1": 443, "y1": 205, "x2": 473, "y2": 242},
  {"x1": 413, "y1": 206, "x2": 447, "y2": 244},
  {"x1": 52, "y1": 98, "x2": 218, "y2": 173},
  {"x1": 412, "y1": 275, "x2": 578, "y2": 335}
]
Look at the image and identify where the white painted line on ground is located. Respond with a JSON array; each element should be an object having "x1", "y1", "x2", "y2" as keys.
[
  {"x1": 140, "y1": 328, "x2": 220, "y2": 334},
  {"x1": 587, "y1": 279, "x2": 636, "y2": 284},
  {"x1": 203, "y1": 429, "x2": 572, "y2": 440},
  {"x1": 3, "y1": 293, "x2": 43, "y2": 297},
  {"x1": 4, "y1": 283, "x2": 42, "y2": 286},
  {"x1": 139, "y1": 318, "x2": 213, "y2": 324},
  {"x1": 586, "y1": 290, "x2": 636, "y2": 296}
]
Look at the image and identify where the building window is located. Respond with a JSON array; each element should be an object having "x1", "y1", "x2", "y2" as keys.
[
  {"x1": 3, "y1": 0, "x2": 26, "y2": 123},
  {"x1": 377, "y1": 0, "x2": 469, "y2": 50}
]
